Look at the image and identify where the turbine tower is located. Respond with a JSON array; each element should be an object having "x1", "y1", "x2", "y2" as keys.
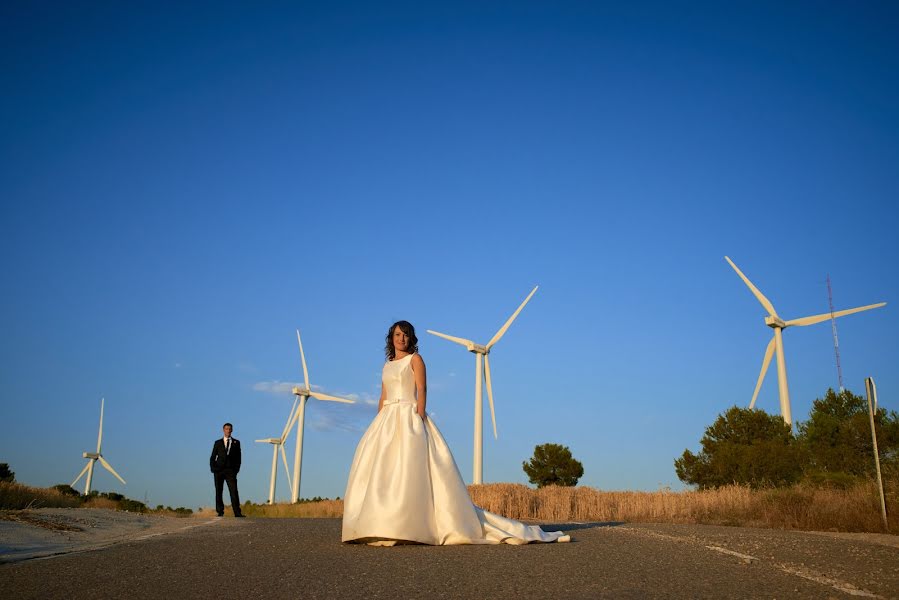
[
  {"x1": 288, "y1": 329, "x2": 355, "y2": 503},
  {"x1": 725, "y1": 257, "x2": 886, "y2": 429},
  {"x1": 71, "y1": 398, "x2": 126, "y2": 494},
  {"x1": 427, "y1": 285, "x2": 538, "y2": 484},
  {"x1": 255, "y1": 396, "x2": 298, "y2": 504}
]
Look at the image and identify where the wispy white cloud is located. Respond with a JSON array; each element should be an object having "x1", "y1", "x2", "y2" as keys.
[
  {"x1": 309, "y1": 411, "x2": 363, "y2": 433},
  {"x1": 253, "y1": 382, "x2": 379, "y2": 415},
  {"x1": 315, "y1": 390, "x2": 378, "y2": 407},
  {"x1": 305, "y1": 390, "x2": 380, "y2": 433},
  {"x1": 253, "y1": 380, "x2": 299, "y2": 395},
  {"x1": 253, "y1": 379, "x2": 332, "y2": 394},
  {"x1": 341, "y1": 392, "x2": 379, "y2": 407}
]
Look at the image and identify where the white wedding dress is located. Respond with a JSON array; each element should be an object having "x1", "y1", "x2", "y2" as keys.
[{"x1": 342, "y1": 353, "x2": 570, "y2": 545}]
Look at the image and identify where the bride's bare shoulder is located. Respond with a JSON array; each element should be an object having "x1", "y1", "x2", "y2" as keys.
[{"x1": 411, "y1": 353, "x2": 426, "y2": 368}]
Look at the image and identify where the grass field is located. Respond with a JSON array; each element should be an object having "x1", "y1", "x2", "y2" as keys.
[
  {"x1": 468, "y1": 481, "x2": 897, "y2": 532},
  {"x1": 195, "y1": 480, "x2": 896, "y2": 533},
  {"x1": 195, "y1": 499, "x2": 344, "y2": 519},
  {"x1": 5, "y1": 479, "x2": 893, "y2": 533},
  {"x1": 0, "y1": 482, "x2": 82, "y2": 510},
  {"x1": 0, "y1": 481, "x2": 192, "y2": 516}
]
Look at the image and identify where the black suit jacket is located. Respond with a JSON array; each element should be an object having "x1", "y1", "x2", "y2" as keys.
[{"x1": 210, "y1": 438, "x2": 242, "y2": 473}]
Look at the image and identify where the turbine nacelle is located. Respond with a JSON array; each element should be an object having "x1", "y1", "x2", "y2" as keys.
[
  {"x1": 256, "y1": 438, "x2": 281, "y2": 445},
  {"x1": 82, "y1": 452, "x2": 99, "y2": 459},
  {"x1": 292, "y1": 386, "x2": 311, "y2": 397},
  {"x1": 468, "y1": 344, "x2": 488, "y2": 354},
  {"x1": 764, "y1": 316, "x2": 787, "y2": 328}
]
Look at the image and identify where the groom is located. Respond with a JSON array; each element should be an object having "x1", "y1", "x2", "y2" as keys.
[{"x1": 210, "y1": 422, "x2": 244, "y2": 517}]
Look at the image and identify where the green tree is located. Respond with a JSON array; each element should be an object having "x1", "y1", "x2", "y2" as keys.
[
  {"x1": 0, "y1": 463, "x2": 14, "y2": 483},
  {"x1": 522, "y1": 443, "x2": 584, "y2": 487},
  {"x1": 675, "y1": 406, "x2": 806, "y2": 489},
  {"x1": 797, "y1": 388, "x2": 899, "y2": 479}
]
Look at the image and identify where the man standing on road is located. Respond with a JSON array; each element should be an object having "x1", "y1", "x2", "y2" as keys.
[{"x1": 210, "y1": 422, "x2": 244, "y2": 517}]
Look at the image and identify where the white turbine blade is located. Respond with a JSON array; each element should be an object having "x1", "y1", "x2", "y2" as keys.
[
  {"x1": 785, "y1": 302, "x2": 887, "y2": 327},
  {"x1": 284, "y1": 400, "x2": 302, "y2": 434},
  {"x1": 426, "y1": 330, "x2": 474, "y2": 348},
  {"x1": 309, "y1": 390, "x2": 355, "y2": 404},
  {"x1": 487, "y1": 286, "x2": 539, "y2": 350},
  {"x1": 96, "y1": 398, "x2": 105, "y2": 453},
  {"x1": 296, "y1": 329, "x2": 310, "y2": 391},
  {"x1": 724, "y1": 257, "x2": 778, "y2": 318},
  {"x1": 280, "y1": 445, "x2": 292, "y2": 491},
  {"x1": 280, "y1": 396, "x2": 300, "y2": 442},
  {"x1": 98, "y1": 456, "x2": 126, "y2": 485},
  {"x1": 484, "y1": 355, "x2": 498, "y2": 439},
  {"x1": 71, "y1": 462, "x2": 91, "y2": 487},
  {"x1": 750, "y1": 337, "x2": 776, "y2": 409}
]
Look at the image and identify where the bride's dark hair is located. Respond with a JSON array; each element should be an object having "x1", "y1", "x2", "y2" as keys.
[{"x1": 385, "y1": 320, "x2": 419, "y2": 360}]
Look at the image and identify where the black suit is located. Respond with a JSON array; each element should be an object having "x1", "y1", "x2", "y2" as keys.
[{"x1": 210, "y1": 437, "x2": 242, "y2": 516}]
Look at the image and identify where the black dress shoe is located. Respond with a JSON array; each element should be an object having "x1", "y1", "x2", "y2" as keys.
[
  {"x1": 235, "y1": 514, "x2": 246, "y2": 518},
  {"x1": 216, "y1": 513, "x2": 224, "y2": 517}
]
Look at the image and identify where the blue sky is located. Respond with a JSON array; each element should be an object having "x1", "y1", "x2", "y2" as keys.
[{"x1": 1, "y1": 1, "x2": 897, "y2": 509}]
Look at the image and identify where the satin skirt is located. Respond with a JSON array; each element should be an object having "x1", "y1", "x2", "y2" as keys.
[{"x1": 342, "y1": 402, "x2": 570, "y2": 545}]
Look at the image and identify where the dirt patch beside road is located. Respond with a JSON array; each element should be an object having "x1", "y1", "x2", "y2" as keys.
[{"x1": 0, "y1": 508, "x2": 224, "y2": 563}]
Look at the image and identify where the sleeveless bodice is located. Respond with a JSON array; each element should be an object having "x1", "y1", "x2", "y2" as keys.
[{"x1": 382, "y1": 354, "x2": 416, "y2": 405}]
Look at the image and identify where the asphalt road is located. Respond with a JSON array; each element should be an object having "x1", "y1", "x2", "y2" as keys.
[{"x1": 2, "y1": 519, "x2": 897, "y2": 599}]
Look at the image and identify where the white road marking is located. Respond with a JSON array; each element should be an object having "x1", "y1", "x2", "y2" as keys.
[
  {"x1": 775, "y1": 564, "x2": 883, "y2": 599},
  {"x1": 615, "y1": 526, "x2": 885, "y2": 597},
  {"x1": 704, "y1": 545, "x2": 757, "y2": 563},
  {"x1": 133, "y1": 518, "x2": 223, "y2": 541}
]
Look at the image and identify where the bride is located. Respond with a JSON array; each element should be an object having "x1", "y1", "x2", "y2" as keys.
[{"x1": 342, "y1": 320, "x2": 569, "y2": 545}]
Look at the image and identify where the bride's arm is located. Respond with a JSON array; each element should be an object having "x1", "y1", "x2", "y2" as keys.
[
  {"x1": 411, "y1": 354, "x2": 427, "y2": 421},
  {"x1": 378, "y1": 379, "x2": 386, "y2": 413}
]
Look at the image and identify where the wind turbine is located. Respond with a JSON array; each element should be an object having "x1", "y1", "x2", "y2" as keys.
[
  {"x1": 725, "y1": 256, "x2": 886, "y2": 429},
  {"x1": 287, "y1": 329, "x2": 355, "y2": 503},
  {"x1": 255, "y1": 396, "x2": 298, "y2": 504},
  {"x1": 71, "y1": 398, "x2": 126, "y2": 494},
  {"x1": 427, "y1": 285, "x2": 538, "y2": 484}
]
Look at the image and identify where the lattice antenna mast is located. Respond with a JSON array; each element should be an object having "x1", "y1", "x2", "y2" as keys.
[{"x1": 826, "y1": 275, "x2": 844, "y2": 392}]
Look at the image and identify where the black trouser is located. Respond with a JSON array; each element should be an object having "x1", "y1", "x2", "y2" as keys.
[{"x1": 214, "y1": 469, "x2": 242, "y2": 516}]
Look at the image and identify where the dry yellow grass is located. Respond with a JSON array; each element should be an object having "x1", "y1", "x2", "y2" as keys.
[
  {"x1": 0, "y1": 482, "x2": 81, "y2": 510},
  {"x1": 195, "y1": 482, "x2": 896, "y2": 534},
  {"x1": 82, "y1": 496, "x2": 120, "y2": 510},
  {"x1": 467, "y1": 482, "x2": 898, "y2": 533},
  {"x1": 150, "y1": 507, "x2": 194, "y2": 518},
  {"x1": 195, "y1": 499, "x2": 344, "y2": 519}
]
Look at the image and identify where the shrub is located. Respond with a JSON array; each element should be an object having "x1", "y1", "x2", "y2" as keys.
[{"x1": 52, "y1": 484, "x2": 82, "y2": 497}]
